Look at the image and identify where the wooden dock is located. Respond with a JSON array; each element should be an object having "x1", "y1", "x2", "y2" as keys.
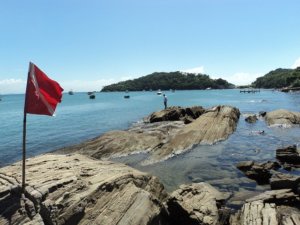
[{"x1": 240, "y1": 89, "x2": 260, "y2": 93}]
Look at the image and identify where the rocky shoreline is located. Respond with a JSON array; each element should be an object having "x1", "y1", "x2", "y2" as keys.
[
  {"x1": 56, "y1": 105, "x2": 240, "y2": 165},
  {"x1": 1, "y1": 105, "x2": 300, "y2": 224}
]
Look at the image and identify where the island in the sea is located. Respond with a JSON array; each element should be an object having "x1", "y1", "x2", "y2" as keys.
[{"x1": 101, "y1": 71, "x2": 235, "y2": 91}]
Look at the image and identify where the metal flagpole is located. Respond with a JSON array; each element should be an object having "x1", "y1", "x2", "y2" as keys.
[
  {"x1": 22, "y1": 112, "x2": 27, "y2": 192},
  {"x1": 22, "y1": 63, "x2": 31, "y2": 193}
]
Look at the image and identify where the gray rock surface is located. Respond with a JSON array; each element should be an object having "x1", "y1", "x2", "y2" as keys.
[
  {"x1": 167, "y1": 182, "x2": 228, "y2": 225},
  {"x1": 265, "y1": 109, "x2": 300, "y2": 126},
  {"x1": 146, "y1": 105, "x2": 240, "y2": 164},
  {"x1": 230, "y1": 189, "x2": 300, "y2": 225},
  {"x1": 0, "y1": 154, "x2": 169, "y2": 225}
]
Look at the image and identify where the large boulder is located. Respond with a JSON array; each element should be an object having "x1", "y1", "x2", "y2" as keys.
[
  {"x1": 0, "y1": 154, "x2": 169, "y2": 225},
  {"x1": 146, "y1": 106, "x2": 240, "y2": 164},
  {"x1": 265, "y1": 109, "x2": 300, "y2": 126},
  {"x1": 167, "y1": 183, "x2": 228, "y2": 225}
]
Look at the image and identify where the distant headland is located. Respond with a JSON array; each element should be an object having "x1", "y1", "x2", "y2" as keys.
[{"x1": 252, "y1": 67, "x2": 300, "y2": 89}]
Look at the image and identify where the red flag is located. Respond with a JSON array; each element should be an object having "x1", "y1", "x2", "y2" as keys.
[{"x1": 24, "y1": 62, "x2": 64, "y2": 116}]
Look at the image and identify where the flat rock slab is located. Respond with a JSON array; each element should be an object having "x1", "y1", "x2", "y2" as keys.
[
  {"x1": 0, "y1": 154, "x2": 168, "y2": 225},
  {"x1": 265, "y1": 109, "x2": 300, "y2": 126}
]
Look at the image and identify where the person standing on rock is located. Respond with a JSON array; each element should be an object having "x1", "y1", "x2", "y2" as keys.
[{"x1": 163, "y1": 94, "x2": 167, "y2": 109}]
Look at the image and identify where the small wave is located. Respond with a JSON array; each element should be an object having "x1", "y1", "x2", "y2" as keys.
[
  {"x1": 248, "y1": 99, "x2": 267, "y2": 103},
  {"x1": 269, "y1": 124, "x2": 292, "y2": 128}
]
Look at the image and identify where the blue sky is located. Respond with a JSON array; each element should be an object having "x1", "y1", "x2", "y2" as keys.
[{"x1": 1, "y1": 0, "x2": 300, "y2": 93}]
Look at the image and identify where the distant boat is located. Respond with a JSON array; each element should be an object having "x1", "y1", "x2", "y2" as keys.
[
  {"x1": 68, "y1": 90, "x2": 74, "y2": 95},
  {"x1": 206, "y1": 87, "x2": 211, "y2": 90},
  {"x1": 124, "y1": 90, "x2": 130, "y2": 99},
  {"x1": 88, "y1": 91, "x2": 96, "y2": 99},
  {"x1": 157, "y1": 89, "x2": 162, "y2": 95}
]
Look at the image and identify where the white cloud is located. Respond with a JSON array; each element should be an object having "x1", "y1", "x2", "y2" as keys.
[
  {"x1": 0, "y1": 76, "x2": 137, "y2": 94},
  {"x1": 60, "y1": 78, "x2": 117, "y2": 92},
  {"x1": 291, "y1": 57, "x2": 300, "y2": 69},
  {"x1": 224, "y1": 72, "x2": 262, "y2": 86},
  {"x1": 0, "y1": 79, "x2": 26, "y2": 94},
  {"x1": 181, "y1": 66, "x2": 205, "y2": 74},
  {"x1": 0, "y1": 78, "x2": 24, "y2": 85}
]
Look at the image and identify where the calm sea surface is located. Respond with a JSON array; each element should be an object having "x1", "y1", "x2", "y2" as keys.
[{"x1": 1, "y1": 90, "x2": 300, "y2": 196}]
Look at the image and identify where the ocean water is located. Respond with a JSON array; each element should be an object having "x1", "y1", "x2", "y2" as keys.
[{"x1": 1, "y1": 90, "x2": 300, "y2": 198}]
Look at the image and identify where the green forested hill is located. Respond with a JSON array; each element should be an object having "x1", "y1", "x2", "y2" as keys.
[
  {"x1": 252, "y1": 67, "x2": 300, "y2": 88},
  {"x1": 101, "y1": 71, "x2": 234, "y2": 91}
]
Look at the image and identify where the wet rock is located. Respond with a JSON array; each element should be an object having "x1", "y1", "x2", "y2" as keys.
[
  {"x1": 265, "y1": 109, "x2": 300, "y2": 126},
  {"x1": 149, "y1": 106, "x2": 205, "y2": 123},
  {"x1": 236, "y1": 161, "x2": 254, "y2": 171},
  {"x1": 167, "y1": 182, "x2": 228, "y2": 225},
  {"x1": 185, "y1": 106, "x2": 206, "y2": 119},
  {"x1": 276, "y1": 145, "x2": 300, "y2": 166},
  {"x1": 259, "y1": 111, "x2": 267, "y2": 117},
  {"x1": 149, "y1": 106, "x2": 186, "y2": 122},
  {"x1": 0, "y1": 154, "x2": 169, "y2": 225},
  {"x1": 236, "y1": 161, "x2": 281, "y2": 184},
  {"x1": 270, "y1": 172, "x2": 300, "y2": 192},
  {"x1": 245, "y1": 114, "x2": 258, "y2": 123}
]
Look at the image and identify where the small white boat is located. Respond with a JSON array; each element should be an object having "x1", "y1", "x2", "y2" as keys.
[{"x1": 157, "y1": 89, "x2": 162, "y2": 95}]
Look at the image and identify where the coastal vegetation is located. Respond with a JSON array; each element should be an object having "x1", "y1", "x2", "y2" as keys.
[
  {"x1": 101, "y1": 71, "x2": 234, "y2": 91},
  {"x1": 252, "y1": 67, "x2": 300, "y2": 88}
]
